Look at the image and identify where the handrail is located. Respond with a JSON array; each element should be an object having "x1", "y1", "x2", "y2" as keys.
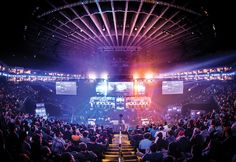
[{"x1": 118, "y1": 130, "x2": 123, "y2": 162}]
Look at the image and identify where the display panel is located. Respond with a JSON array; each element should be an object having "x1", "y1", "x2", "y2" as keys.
[
  {"x1": 134, "y1": 81, "x2": 145, "y2": 95},
  {"x1": 108, "y1": 82, "x2": 133, "y2": 96},
  {"x1": 126, "y1": 97, "x2": 151, "y2": 108},
  {"x1": 90, "y1": 97, "x2": 115, "y2": 109},
  {"x1": 162, "y1": 81, "x2": 183, "y2": 94},
  {"x1": 96, "y1": 81, "x2": 108, "y2": 95},
  {"x1": 56, "y1": 82, "x2": 77, "y2": 95},
  {"x1": 190, "y1": 110, "x2": 206, "y2": 118},
  {"x1": 35, "y1": 103, "x2": 47, "y2": 119},
  {"x1": 116, "y1": 97, "x2": 125, "y2": 110}
]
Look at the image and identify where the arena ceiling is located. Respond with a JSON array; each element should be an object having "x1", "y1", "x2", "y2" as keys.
[{"x1": 1, "y1": 0, "x2": 235, "y2": 73}]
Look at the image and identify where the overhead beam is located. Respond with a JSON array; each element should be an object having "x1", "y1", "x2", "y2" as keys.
[
  {"x1": 82, "y1": 3, "x2": 112, "y2": 46},
  {"x1": 128, "y1": 2, "x2": 157, "y2": 46},
  {"x1": 125, "y1": 0, "x2": 143, "y2": 46},
  {"x1": 133, "y1": 4, "x2": 170, "y2": 46},
  {"x1": 38, "y1": 0, "x2": 202, "y2": 18},
  {"x1": 121, "y1": 1, "x2": 128, "y2": 46},
  {"x1": 111, "y1": 0, "x2": 119, "y2": 45},
  {"x1": 96, "y1": 1, "x2": 115, "y2": 46}
]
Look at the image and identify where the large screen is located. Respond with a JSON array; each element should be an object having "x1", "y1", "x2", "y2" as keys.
[
  {"x1": 35, "y1": 103, "x2": 47, "y2": 119},
  {"x1": 108, "y1": 82, "x2": 133, "y2": 96},
  {"x1": 90, "y1": 97, "x2": 115, "y2": 109},
  {"x1": 116, "y1": 97, "x2": 125, "y2": 110},
  {"x1": 56, "y1": 82, "x2": 77, "y2": 95},
  {"x1": 134, "y1": 81, "x2": 145, "y2": 95},
  {"x1": 96, "y1": 81, "x2": 108, "y2": 96},
  {"x1": 126, "y1": 97, "x2": 151, "y2": 108},
  {"x1": 162, "y1": 81, "x2": 183, "y2": 94}
]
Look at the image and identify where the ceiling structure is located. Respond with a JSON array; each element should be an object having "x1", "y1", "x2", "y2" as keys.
[{"x1": 2, "y1": 0, "x2": 233, "y2": 74}]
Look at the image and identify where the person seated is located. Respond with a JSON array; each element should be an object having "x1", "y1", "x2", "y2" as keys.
[
  {"x1": 139, "y1": 132, "x2": 152, "y2": 154},
  {"x1": 80, "y1": 131, "x2": 90, "y2": 143},
  {"x1": 155, "y1": 132, "x2": 168, "y2": 151},
  {"x1": 60, "y1": 152, "x2": 75, "y2": 162},
  {"x1": 87, "y1": 136, "x2": 106, "y2": 162},
  {"x1": 141, "y1": 143, "x2": 163, "y2": 162},
  {"x1": 75, "y1": 142, "x2": 98, "y2": 162}
]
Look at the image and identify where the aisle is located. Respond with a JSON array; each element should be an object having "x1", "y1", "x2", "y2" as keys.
[{"x1": 102, "y1": 134, "x2": 139, "y2": 162}]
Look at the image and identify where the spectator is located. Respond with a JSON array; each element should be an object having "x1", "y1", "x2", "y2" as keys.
[
  {"x1": 139, "y1": 132, "x2": 152, "y2": 153},
  {"x1": 141, "y1": 143, "x2": 163, "y2": 162},
  {"x1": 76, "y1": 142, "x2": 97, "y2": 162}
]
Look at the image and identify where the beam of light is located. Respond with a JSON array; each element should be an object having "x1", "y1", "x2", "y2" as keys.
[
  {"x1": 144, "y1": 73, "x2": 154, "y2": 80},
  {"x1": 88, "y1": 73, "x2": 96, "y2": 80},
  {"x1": 101, "y1": 73, "x2": 108, "y2": 80},
  {"x1": 133, "y1": 73, "x2": 139, "y2": 80},
  {"x1": 163, "y1": 51, "x2": 236, "y2": 74}
]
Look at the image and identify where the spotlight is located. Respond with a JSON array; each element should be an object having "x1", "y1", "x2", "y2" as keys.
[
  {"x1": 145, "y1": 73, "x2": 154, "y2": 80},
  {"x1": 101, "y1": 73, "x2": 108, "y2": 80},
  {"x1": 133, "y1": 74, "x2": 139, "y2": 80},
  {"x1": 88, "y1": 73, "x2": 96, "y2": 80}
]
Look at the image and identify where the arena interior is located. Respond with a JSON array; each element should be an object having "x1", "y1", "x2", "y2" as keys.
[{"x1": 0, "y1": 0, "x2": 236, "y2": 162}]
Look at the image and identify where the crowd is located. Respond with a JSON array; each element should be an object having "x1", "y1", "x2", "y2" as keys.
[
  {"x1": 129, "y1": 81, "x2": 236, "y2": 162},
  {"x1": 0, "y1": 78, "x2": 113, "y2": 162},
  {"x1": 0, "y1": 108, "x2": 113, "y2": 162},
  {"x1": 0, "y1": 78, "x2": 236, "y2": 162}
]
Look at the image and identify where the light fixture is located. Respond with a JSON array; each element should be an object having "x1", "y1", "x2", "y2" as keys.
[{"x1": 88, "y1": 73, "x2": 96, "y2": 80}]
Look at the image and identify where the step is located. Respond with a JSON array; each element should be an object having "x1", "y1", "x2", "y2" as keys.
[
  {"x1": 108, "y1": 146, "x2": 133, "y2": 149},
  {"x1": 105, "y1": 151, "x2": 135, "y2": 155},
  {"x1": 102, "y1": 159, "x2": 119, "y2": 162},
  {"x1": 109, "y1": 144, "x2": 132, "y2": 147},
  {"x1": 104, "y1": 154, "x2": 119, "y2": 158},
  {"x1": 108, "y1": 148, "x2": 134, "y2": 151},
  {"x1": 104, "y1": 152, "x2": 120, "y2": 155},
  {"x1": 123, "y1": 159, "x2": 139, "y2": 162},
  {"x1": 123, "y1": 155, "x2": 138, "y2": 160},
  {"x1": 103, "y1": 157, "x2": 119, "y2": 161}
]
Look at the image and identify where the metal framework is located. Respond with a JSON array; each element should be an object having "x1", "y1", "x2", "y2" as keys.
[{"x1": 22, "y1": 0, "x2": 215, "y2": 72}]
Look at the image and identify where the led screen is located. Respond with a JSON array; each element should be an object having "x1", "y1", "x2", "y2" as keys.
[
  {"x1": 162, "y1": 81, "x2": 183, "y2": 94},
  {"x1": 90, "y1": 97, "x2": 115, "y2": 109},
  {"x1": 96, "y1": 81, "x2": 108, "y2": 95},
  {"x1": 35, "y1": 103, "x2": 47, "y2": 119},
  {"x1": 56, "y1": 82, "x2": 77, "y2": 95},
  {"x1": 134, "y1": 81, "x2": 145, "y2": 95},
  {"x1": 108, "y1": 82, "x2": 133, "y2": 96},
  {"x1": 116, "y1": 97, "x2": 125, "y2": 110}
]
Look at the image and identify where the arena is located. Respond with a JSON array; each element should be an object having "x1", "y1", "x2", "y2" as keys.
[{"x1": 0, "y1": 0, "x2": 235, "y2": 162}]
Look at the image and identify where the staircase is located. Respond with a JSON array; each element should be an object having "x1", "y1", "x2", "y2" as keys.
[{"x1": 103, "y1": 133, "x2": 139, "y2": 162}]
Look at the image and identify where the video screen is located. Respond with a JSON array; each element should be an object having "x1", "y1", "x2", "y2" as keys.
[
  {"x1": 162, "y1": 81, "x2": 183, "y2": 94},
  {"x1": 96, "y1": 81, "x2": 108, "y2": 95},
  {"x1": 116, "y1": 97, "x2": 125, "y2": 110},
  {"x1": 90, "y1": 97, "x2": 115, "y2": 109},
  {"x1": 126, "y1": 97, "x2": 151, "y2": 108},
  {"x1": 56, "y1": 82, "x2": 77, "y2": 95},
  {"x1": 35, "y1": 103, "x2": 47, "y2": 119},
  {"x1": 108, "y1": 82, "x2": 133, "y2": 96},
  {"x1": 134, "y1": 81, "x2": 145, "y2": 95}
]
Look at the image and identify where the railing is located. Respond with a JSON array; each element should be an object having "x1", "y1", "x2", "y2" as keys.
[{"x1": 118, "y1": 130, "x2": 123, "y2": 162}]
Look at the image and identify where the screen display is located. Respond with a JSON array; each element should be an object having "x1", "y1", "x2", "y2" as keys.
[
  {"x1": 35, "y1": 103, "x2": 47, "y2": 119},
  {"x1": 90, "y1": 97, "x2": 115, "y2": 108},
  {"x1": 126, "y1": 97, "x2": 151, "y2": 108},
  {"x1": 162, "y1": 81, "x2": 183, "y2": 94},
  {"x1": 36, "y1": 103, "x2": 45, "y2": 108},
  {"x1": 134, "y1": 81, "x2": 145, "y2": 95},
  {"x1": 96, "y1": 81, "x2": 108, "y2": 95},
  {"x1": 108, "y1": 82, "x2": 133, "y2": 96},
  {"x1": 116, "y1": 97, "x2": 125, "y2": 110},
  {"x1": 56, "y1": 82, "x2": 77, "y2": 95}
]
